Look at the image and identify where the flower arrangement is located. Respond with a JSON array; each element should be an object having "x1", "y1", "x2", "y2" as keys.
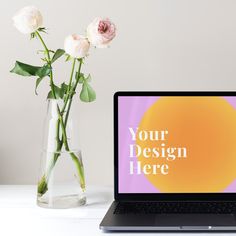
[{"x1": 10, "y1": 6, "x2": 116, "y2": 197}]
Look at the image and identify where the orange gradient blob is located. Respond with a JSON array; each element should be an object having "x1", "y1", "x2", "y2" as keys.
[{"x1": 136, "y1": 97, "x2": 236, "y2": 193}]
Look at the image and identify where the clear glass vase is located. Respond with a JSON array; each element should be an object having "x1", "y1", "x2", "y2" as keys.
[{"x1": 37, "y1": 99, "x2": 86, "y2": 208}]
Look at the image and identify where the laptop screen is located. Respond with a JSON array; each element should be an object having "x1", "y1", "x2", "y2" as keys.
[{"x1": 118, "y1": 95, "x2": 236, "y2": 193}]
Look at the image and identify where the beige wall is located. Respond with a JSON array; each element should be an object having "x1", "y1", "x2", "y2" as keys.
[{"x1": 1, "y1": 0, "x2": 236, "y2": 185}]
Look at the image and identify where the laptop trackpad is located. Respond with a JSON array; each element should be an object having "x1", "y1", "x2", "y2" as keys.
[{"x1": 155, "y1": 214, "x2": 236, "y2": 226}]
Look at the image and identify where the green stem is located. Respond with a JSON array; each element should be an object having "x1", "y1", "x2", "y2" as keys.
[
  {"x1": 61, "y1": 59, "x2": 82, "y2": 115},
  {"x1": 64, "y1": 59, "x2": 83, "y2": 126},
  {"x1": 58, "y1": 114, "x2": 86, "y2": 191},
  {"x1": 73, "y1": 59, "x2": 83, "y2": 92},
  {"x1": 46, "y1": 119, "x2": 63, "y2": 180},
  {"x1": 67, "y1": 58, "x2": 76, "y2": 94},
  {"x1": 38, "y1": 118, "x2": 63, "y2": 195},
  {"x1": 35, "y1": 31, "x2": 56, "y2": 99},
  {"x1": 63, "y1": 60, "x2": 85, "y2": 190},
  {"x1": 38, "y1": 58, "x2": 86, "y2": 195},
  {"x1": 36, "y1": 31, "x2": 63, "y2": 195},
  {"x1": 71, "y1": 152, "x2": 85, "y2": 189},
  {"x1": 35, "y1": 31, "x2": 50, "y2": 60},
  {"x1": 60, "y1": 58, "x2": 76, "y2": 120},
  {"x1": 36, "y1": 30, "x2": 64, "y2": 196},
  {"x1": 35, "y1": 31, "x2": 70, "y2": 169}
]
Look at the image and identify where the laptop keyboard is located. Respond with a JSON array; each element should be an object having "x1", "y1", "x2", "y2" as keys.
[{"x1": 114, "y1": 201, "x2": 236, "y2": 214}]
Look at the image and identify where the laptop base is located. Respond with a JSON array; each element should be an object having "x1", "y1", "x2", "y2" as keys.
[{"x1": 100, "y1": 201, "x2": 236, "y2": 232}]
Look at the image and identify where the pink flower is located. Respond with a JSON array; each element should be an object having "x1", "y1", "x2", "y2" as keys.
[
  {"x1": 87, "y1": 17, "x2": 116, "y2": 48},
  {"x1": 13, "y1": 6, "x2": 43, "y2": 34},
  {"x1": 64, "y1": 34, "x2": 90, "y2": 58}
]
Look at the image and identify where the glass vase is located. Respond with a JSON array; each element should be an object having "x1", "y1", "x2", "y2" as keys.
[{"x1": 37, "y1": 99, "x2": 86, "y2": 208}]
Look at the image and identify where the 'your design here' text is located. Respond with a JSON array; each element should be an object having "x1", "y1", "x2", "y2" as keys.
[{"x1": 128, "y1": 127, "x2": 188, "y2": 175}]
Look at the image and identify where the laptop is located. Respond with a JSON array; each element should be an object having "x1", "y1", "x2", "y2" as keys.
[{"x1": 100, "y1": 91, "x2": 236, "y2": 232}]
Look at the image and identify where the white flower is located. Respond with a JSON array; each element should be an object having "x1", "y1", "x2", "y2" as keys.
[
  {"x1": 13, "y1": 6, "x2": 43, "y2": 34},
  {"x1": 64, "y1": 34, "x2": 90, "y2": 58},
  {"x1": 87, "y1": 17, "x2": 116, "y2": 48}
]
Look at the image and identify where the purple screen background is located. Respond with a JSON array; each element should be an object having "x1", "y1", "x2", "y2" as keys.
[{"x1": 118, "y1": 96, "x2": 236, "y2": 193}]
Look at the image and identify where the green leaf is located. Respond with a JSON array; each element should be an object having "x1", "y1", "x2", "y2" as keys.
[
  {"x1": 11, "y1": 61, "x2": 51, "y2": 96},
  {"x1": 47, "y1": 84, "x2": 68, "y2": 100},
  {"x1": 55, "y1": 85, "x2": 64, "y2": 99},
  {"x1": 47, "y1": 90, "x2": 54, "y2": 99},
  {"x1": 78, "y1": 77, "x2": 84, "y2": 84},
  {"x1": 80, "y1": 81, "x2": 96, "y2": 102},
  {"x1": 10, "y1": 61, "x2": 51, "y2": 78},
  {"x1": 47, "y1": 86, "x2": 61, "y2": 99},
  {"x1": 76, "y1": 72, "x2": 85, "y2": 84},
  {"x1": 10, "y1": 61, "x2": 41, "y2": 76},
  {"x1": 36, "y1": 64, "x2": 51, "y2": 78},
  {"x1": 51, "y1": 49, "x2": 65, "y2": 64},
  {"x1": 35, "y1": 77, "x2": 45, "y2": 95},
  {"x1": 60, "y1": 82, "x2": 68, "y2": 96}
]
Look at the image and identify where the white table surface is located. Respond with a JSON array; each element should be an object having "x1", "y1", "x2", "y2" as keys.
[{"x1": 0, "y1": 185, "x2": 233, "y2": 236}]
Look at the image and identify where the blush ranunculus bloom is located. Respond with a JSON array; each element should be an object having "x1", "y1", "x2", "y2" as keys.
[
  {"x1": 13, "y1": 6, "x2": 43, "y2": 34},
  {"x1": 87, "y1": 17, "x2": 116, "y2": 48},
  {"x1": 64, "y1": 34, "x2": 90, "y2": 58}
]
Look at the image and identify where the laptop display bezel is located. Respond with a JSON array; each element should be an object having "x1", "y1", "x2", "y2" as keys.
[{"x1": 114, "y1": 91, "x2": 236, "y2": 201}]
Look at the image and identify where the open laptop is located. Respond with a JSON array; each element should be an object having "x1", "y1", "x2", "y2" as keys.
[{"x1": 100, "y1": 91, "x2": 236, "y2": 232}]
